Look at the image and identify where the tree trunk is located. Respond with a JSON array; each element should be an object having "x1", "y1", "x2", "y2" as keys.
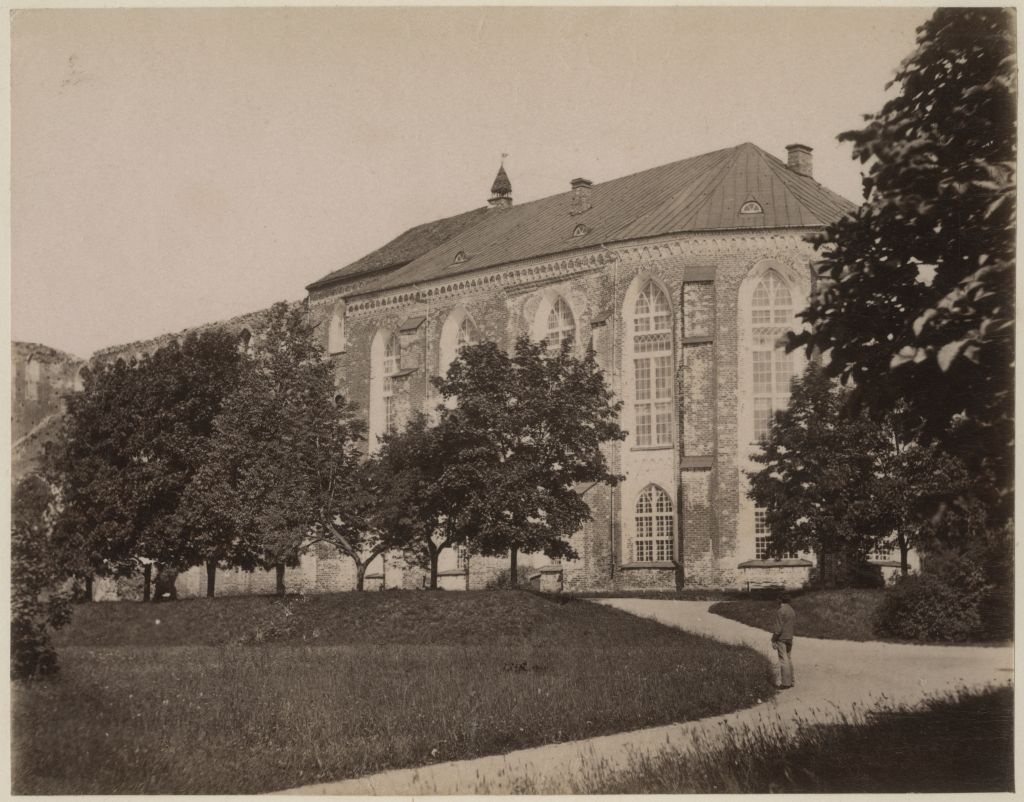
[
  {"x1": 355, "y1": 560, "x2": 367, "y2": 592},
  {"x1": 429, "y1": 548, "x2": 439, "y2": 590},
  {"x1": 509, "y1": 546, "x2": 519, "y2": 587},
  {"x1": 206, "y1": 560, "x2": 216, "y2": 598},
  {"x1": 898, "y1": 534, "x2": 910, "y2": 577},
  {"x1": 275, "y1": 563, "x2": 286, "y2": 596},
  {"x1": 84, "y1": 575, "x2": 93, "y2": 602},
  {"x1": 143, "y1": 564, "x2": 152, "y2": 602}
]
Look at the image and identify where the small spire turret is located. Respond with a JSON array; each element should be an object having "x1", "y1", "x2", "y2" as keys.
[{"x1": 488, "y1": 158, "x2": 513, "y2": 209}]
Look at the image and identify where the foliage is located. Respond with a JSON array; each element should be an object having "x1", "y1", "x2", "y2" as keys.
[
  {"x1": 182, "y1": 302, "x2": 369, "y2": 590},
  {"x1": 748, "y1": 364, "x2": 969, "y2": 573},
  {"x1": 369, "y1": 413, "x2": 457, "y2": 588},
  {"x1": 874, "y1": 551, "x2": 989, "y2": 642},
  {"x1": 710, "y1": 589, "x2": 884, "y2": 642},
  {"x1": 52, "y1": 331, "x2": 243, "y2": 585},
  {"x1": 17, "y1": 592, "x2": 774, "y2": 793},
  {"x1": 790, "y1": 8, "x2": 1016, "y2": 524},
  {"x1": 432, "y1": 337, "x2": 624, "y2": 576},
  {"x1": 12, "y1": 476, "x2": 73, "y2": 679}
]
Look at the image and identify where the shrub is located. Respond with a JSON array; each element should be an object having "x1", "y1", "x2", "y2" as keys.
[
  {"x1": 487, "y1": 566, "x2": 534, "y2": 589},
  {"x1": 874, "y1": 552, "x2": 988, "y2": 642},
  {"x1": 12, "y1": 476, "x2": 73, "y2": 679}
]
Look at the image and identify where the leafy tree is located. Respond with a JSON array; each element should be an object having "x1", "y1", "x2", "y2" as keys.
[
  {"x1": 790, "y1": 8, "x2": 1016, "y2": 523},
  {"x1": 432, "y1": 337, "x2": 625, "y2": 584},
  {"x1": 748, "y1": 365, "x2": 972, "y2": 577},
  {"x1": 53, "y1": 331, "x2": 243, "y2": 599},
  {"x1": 183, "y1": 302, "x2": 371, "y2": 593},
  {"x1": 371, "y1": 413, "x2": 458, "y2": 590},
  {"x1": 12, "y1": 475, "x2": 73, "y2": 679}
]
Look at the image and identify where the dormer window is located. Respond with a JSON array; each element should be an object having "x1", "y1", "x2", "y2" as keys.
[
  {"x1": 453, "y1": 251, "x2": 468, "y2": 264},
  {"x1": 571, "y1": 223, "x2": 589, "y2": 238},
  {"x1": 740, "y1": 199, "x2": 764, "y2": 214}
]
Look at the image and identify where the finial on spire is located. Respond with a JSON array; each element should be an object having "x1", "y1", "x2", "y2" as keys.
[{"x1": 489, "y1": 160, "x2": 513, "y2": 209}]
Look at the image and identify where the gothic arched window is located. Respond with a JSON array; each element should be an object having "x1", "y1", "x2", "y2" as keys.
[
  {"x1": 632, "y1": 281, "x2": 673, "y2": 447},
  {"x1": 750, "y1": 270, "x2": 795, "y2": 441},
  {"x1": 369, "y1": 330, "x2": 401, "y2": 448},
  {"x1": 633, "y1": 484, "x2": 675, "y2": 562},
  {"x1": 545, "y1": 297, "x2": 575, "y2": 352},
  {"x1": 383, "y1": 333, "x2": 399, "y2": 433},
  {"x1": 327, "y1": 303, "x2": 346, "y2": 354}
]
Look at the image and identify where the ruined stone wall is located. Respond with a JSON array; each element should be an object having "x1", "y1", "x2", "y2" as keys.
[{"x1": 12, "y1": 342, "x2": 85, "y2": 478}]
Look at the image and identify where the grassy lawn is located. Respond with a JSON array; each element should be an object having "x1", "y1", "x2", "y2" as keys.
[
  {"x1": 710, "y1": 589, "x2": 884, "y2": 641},
  {"x1": 532, "y1": 686, "x2": 1014, "y2": 793},
  {"x1": 14, "y1": 590, "x2": 775, "y2": 794}
]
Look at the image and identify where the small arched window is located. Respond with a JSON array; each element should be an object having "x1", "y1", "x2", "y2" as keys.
[
  {"x1": 740, "y1": 199, "x2": 764, "y2": 214},
  {"x1": 632, "y1": 281, "x2": 673, "y2": 447},
  {"x1": 439, "y1": 308, "x2": 479, "y2": 378},
  {"x1": 572, "y1": 223, "x2": 589, "y2": 237},
  {"x1": 327, "y1": 303, "x2": 346, "y2": 354},
  {"x1": 545, "y1": 297, "x2": 575, "y2": 352},
  {"x1": 750, "y1": 270, "x2": 795, "y2": 440},
  {"x1": 453, "y1": 251, "x2": 467, "y2": 264},
  {"x1": 633, "y1": 484, "x2": 675, "y2": 562}
]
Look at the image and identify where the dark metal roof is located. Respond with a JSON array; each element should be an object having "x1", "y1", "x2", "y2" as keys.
[
  {"x1": 307, "y1": 207, "x2": 490, "y2": 291},
  {"x1": 311, "y1": 143, "x2": 856, "y2": 298}
]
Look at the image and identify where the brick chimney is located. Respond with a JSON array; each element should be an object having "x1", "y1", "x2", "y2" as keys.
[
  {"x1": 570, "y1": 177, "x2": 593, "y2": 214},
  {"x1": 785, "y1": 144, "x2": 813, "y2": 179}
]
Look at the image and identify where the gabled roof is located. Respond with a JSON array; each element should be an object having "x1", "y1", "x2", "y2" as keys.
[
  {"x1": 307, "y1": 207, "x2": 489, "y2": 291},
  {"x1": 310, "y1": 142, "x2": 856, "y2": 297}
]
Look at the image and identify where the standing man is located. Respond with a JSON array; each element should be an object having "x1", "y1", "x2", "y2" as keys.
[{"x1": 771, "y1": 592, "x2": 796, "y2": 688}]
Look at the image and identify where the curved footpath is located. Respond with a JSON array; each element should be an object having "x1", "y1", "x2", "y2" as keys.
[{"x1": 280, "y1": 599, "x2": 1014, "y2": 795}]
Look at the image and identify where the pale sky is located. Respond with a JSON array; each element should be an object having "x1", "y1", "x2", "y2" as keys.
[{"x1": 11, "y1": 6, "x2": 934, "y2": 358}]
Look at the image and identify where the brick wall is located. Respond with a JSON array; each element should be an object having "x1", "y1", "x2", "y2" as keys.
[{"x1": 311, "y1": 229, "x2": 822, "y2": 591}]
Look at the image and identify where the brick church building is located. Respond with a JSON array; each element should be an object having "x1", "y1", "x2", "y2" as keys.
[
  {"x1": 23, "y1": 141, "x2": 918, "y2": 597},
  {"x1": 302, "y1": 141, "x2": 858, "y2": 593}
]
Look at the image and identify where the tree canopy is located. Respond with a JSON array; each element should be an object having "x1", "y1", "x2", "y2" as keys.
[
  {"x1": 53, "y1": 331, "x2": 244, "y2": 587},
  {"x1": 182, "y1": 302, "x2": 371, "y2": 592},
  {"x1": 790, "y1": 8, "x2": 1016, "y2": 521},
  {"x1": 432, "y1": 337, "x2": 625, "y2": 581},
  {"x1": 748, "y1": 364, "x2": 975, "y2": 576},
  {"x1": 13, "y1": 475, "x2": 73, "y2": 678}
]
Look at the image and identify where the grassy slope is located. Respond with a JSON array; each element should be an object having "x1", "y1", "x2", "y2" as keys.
[
  {"x1": 709, "y1": 589, "x2": 883, "y2": 641},
  {"x1": 15, "y1": 591, "x2": 775, "y2": 794},
  {"x1": 549, "y1": 686, "x2": 1014, "y2": 793}
]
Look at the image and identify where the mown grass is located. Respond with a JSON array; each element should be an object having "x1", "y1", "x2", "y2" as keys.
[
  {"x1": 14, "y1": 591, "x2": 775, "y2": 794},
  {"x1": 710, "y1": 589, "x2": 884, "y2": 641},
  {"x1": 522, "y1": 685, "x2": 1013, "y2": 793}
]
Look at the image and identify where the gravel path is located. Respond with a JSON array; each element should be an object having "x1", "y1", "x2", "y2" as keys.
[{"x1": 280, "y1": 599, "x2": 1013, "y2": 795}]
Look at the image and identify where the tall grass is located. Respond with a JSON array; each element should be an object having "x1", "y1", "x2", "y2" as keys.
[
  {"x1": 14, "y1": 591, "x2": 775, "y2": 794},
  {"x1": 513, "y1": 686, "x2": 1014, "y2": 793}
]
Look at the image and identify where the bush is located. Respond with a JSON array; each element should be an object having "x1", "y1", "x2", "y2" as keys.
[
  {"x1": 874, "y1": 552, "x2": 988, "y2": 642},
  {"x1": 12, "y1": 476, "x2": 73, "y2": 679},
  {"x1": 487, "y1": 566, "x2": 534, "y2": 589}
]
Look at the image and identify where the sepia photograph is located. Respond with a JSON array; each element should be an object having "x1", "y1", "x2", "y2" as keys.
[{"x1": 9, "y1": 4, "x2": 1015, "y2": 795}]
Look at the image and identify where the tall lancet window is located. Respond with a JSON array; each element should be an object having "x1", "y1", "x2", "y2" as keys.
[
  {"x1": 751, "y1": 270, "x2": 795, "y2": 441},
  {"x1": 383, "y1": 333, "x2": 399, "y2": 433},
  {"x1": 546, "y1": 297, "x2": 575, "y2": 352},
  {"x1": 632, "y1": 281, "x2": 673, "y2": 447}
]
